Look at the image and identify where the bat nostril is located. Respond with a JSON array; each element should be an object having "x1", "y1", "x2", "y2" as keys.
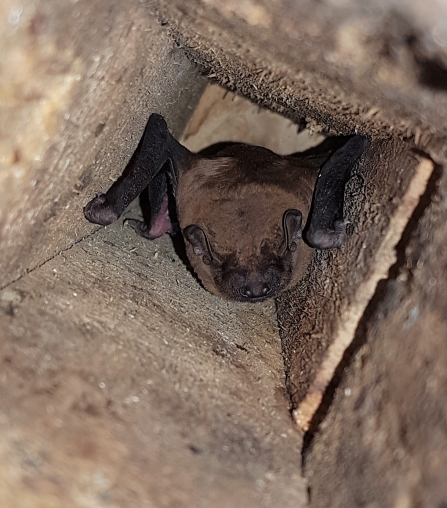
[
  {"x1": 240, "y1": 287, "x2": 252, "y2": 299},
  {"x1": 240, "y1": 283, "x2": 271, "y2": 300}
]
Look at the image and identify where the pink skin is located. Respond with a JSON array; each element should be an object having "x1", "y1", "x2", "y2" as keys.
[
  {"x1": 124, "y1": 195, "x2": 173, "y2": 240},
  {"x1": 147, "y1": 194, "x2": 172, "y2": 239}
]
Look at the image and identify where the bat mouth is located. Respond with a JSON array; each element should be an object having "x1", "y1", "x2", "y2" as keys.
[{"x1": 238, "y1": 295, "x2": 272, "y2": 303}]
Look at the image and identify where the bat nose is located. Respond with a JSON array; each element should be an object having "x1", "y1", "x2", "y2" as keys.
[{"x1": 240, "y1": 282, "x2": 271, "y2": 300}]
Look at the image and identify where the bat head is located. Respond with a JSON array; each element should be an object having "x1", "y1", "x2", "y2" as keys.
[
  {"x1": 176, "y1": 154, "x2": 315, "y2": 302},
  {"x1": 183, "y1": 207, "x2": 310, "y2": 302}
]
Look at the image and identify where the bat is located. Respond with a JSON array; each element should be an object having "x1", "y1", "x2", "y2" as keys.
[{"x1": 84, "y1": 113, "x2": 367, "y2": 302}]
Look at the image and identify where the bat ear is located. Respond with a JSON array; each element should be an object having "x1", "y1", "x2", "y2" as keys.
[
  {"x1": 183, "y1": 225, "x2": 215, "y2": 265},
  {"x1": 282, "y1": 209, "x2": 303, "y2": 252}
]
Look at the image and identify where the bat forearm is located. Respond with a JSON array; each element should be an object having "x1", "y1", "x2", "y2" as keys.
[
  {"x1": 84, "y1": 113, "x2": 190, "y2": 226},
  {"x1": 306, "y1": 135, "x2": 368, "y2": 249}
]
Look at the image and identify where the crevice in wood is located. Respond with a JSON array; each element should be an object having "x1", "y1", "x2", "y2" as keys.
[
  {"x1": 300, "y1": 155, "x2": 442, "y2": 468},
  {"x1": 293, "y1": 155, "x2": 434, "y2": 434}
]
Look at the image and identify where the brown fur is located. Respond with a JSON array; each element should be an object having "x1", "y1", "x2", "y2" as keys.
[{"x1": 176, "y1": 146, "x2": 323, "y2": 301}]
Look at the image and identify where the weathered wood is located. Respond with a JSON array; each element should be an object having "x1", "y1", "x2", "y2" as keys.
[
  {"x1": 278, "y1": 146, "x2": 433, "y2": 428},
  {"x1": 0, "y1": 85, "x2": 311, "y2": 507},
  {"x1": 305, "y1": 163, "x2": 447, "y2": 507},
  {"x1": 0, "y1": 221, "x2": 307, "y2": 508},
  {"x1": 0, "y1": 0, "x2": 204, "y2": 288},
  {"x1": 149, "y1": 0, "x2": 447, "y2": 162},
  {"x1": 277, "y1": 141, "x2": 409, "y2": 402}
]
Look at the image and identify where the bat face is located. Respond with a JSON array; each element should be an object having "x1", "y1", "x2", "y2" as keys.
[
  {"x1": 176, "y1": 158, "x2": 314, "y2": 302},
  {"x1": 182, "y1": 221, "x2": 312, "y2": 302}
]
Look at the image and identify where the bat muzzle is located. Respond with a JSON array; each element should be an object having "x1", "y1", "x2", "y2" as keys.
[
  {"x1": 239, "y1": 281, "x2": 273, "y2": 301},
  {"x1": 225, "y1": 266, "x2": 282, "y2": 302}
]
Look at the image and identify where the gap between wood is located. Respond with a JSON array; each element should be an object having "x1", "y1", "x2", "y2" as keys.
[{"x1": 294, "y1": 155, "x2": 435, "y2": 432}]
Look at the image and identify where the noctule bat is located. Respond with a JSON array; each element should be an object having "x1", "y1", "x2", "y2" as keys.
[{"x1": 84, "y1": 113, "x2": 367, "y2": 302}]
